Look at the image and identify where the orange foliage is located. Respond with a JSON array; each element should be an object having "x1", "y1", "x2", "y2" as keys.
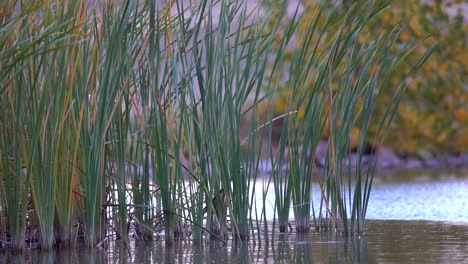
[{"x1": 266, "y1": 0, "x2": 467, "y2": 155}]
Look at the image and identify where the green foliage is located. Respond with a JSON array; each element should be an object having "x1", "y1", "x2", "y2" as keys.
[
  {"x1": 262, "y1": 0, "x2": 432, "y2": 235},
  {"x1": 0, "y1": 0, "x2": 432, "y2": 251}
]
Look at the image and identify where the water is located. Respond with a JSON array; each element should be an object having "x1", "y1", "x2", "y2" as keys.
[
  {"x1": 1, "y1": 169, "x2": 467, "y2": 263},
  {"x1": 255, "y1": 168, "x2": 468, "y2": 221},
  {"x1": 368, "y1": 171, "x2": 468, "y2": 221},
  {"x1": 3, "y1": 220, "x2": 468, "y2": 263}
]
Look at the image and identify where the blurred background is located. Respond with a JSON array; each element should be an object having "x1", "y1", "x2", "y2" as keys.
[{"x1": 261, "y1": 0, "x2": 467, "y2": 164}]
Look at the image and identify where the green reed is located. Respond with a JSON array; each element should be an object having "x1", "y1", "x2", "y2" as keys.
[
  {"x1": 263, "y1": 3, "x2": 299, "y2": 234},
  {"x1": 76, "y1": 0, "x2": 141, "y2": 247},
  {"x1": 108, "y1": 94, "x2": 131, "y2": 244},
  {"x1": 0, "y1": 0, "x2": 431, "y2": 251},
  {"x1": 0, "y1": 1, "x2": 79, "y2": 250},
  {"x1": 265, "y1": 1, "x2": 433, "y2": 235},
  {"x1": 267, "y1": 2, "x2": 331, "y2": 233},
  {"x1": 0, "y1": 67, "x2": 31, "y2": 252},
  {"x1": 130, "y1": 136, "x2": 156, "y2": 241},
  {"x1": 317, "y1": 2, "x2": 433, "y2": 235},
  {"x1": 187, "y1": 0, "x2": 288, "y2": 240},
  {"x1": 139, "y1": 0, "x2": 191, "y2": 244}
]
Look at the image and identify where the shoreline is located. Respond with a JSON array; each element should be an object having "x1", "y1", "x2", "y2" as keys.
[{"x1": 260, "y1": 140, "x2": 468, "y2": 173}]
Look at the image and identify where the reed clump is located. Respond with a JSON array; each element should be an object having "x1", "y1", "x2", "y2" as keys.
[{"x1": 0, "y1": 0, "x2": 431, "y2": 251}]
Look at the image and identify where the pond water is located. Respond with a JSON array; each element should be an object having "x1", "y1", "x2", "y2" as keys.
[
  {"x1": 368, "y1": 169, "x2": 468, "y2": 221},
  {"x1": 1, "y1": 169, "x2": 467, "y2": 263},
  {"x1": 255, "y1": 168, "x2": 468, "y2": 221},
  {"x1": 4, "y1": 220, "x2": 468, "y2": 263}
]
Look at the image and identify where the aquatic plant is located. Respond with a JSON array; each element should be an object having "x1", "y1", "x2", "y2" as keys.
[
  {"x1": 0, "y1": 0, "x2": 432, "y2": 251},
  {"x1": 187, "y1": 0, "x2": 268, "y2": 241},
  {"x1": 263, "y1": 1, "x2": 433, "y2": 235},
  {"x1": 0, "y1": 0, "x2": 81, "y2": 250},
  {"x1": 318, "y1": 2, "x2": 433, "y2": 235}
]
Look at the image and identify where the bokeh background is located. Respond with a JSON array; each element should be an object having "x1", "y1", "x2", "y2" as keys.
[{"x1": 262, "y1": 0, "x2": 467, "y2": 157}]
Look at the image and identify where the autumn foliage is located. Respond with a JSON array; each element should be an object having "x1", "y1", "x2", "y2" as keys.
[{"x1": 266, "y1": 0, "x2": 467, "y2": 155}]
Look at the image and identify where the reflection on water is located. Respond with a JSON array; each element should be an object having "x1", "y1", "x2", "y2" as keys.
[
  {"x1": 365, "y1": 220, "x2": 468, "y2": 264},
  {"x1": 368, "y1": 169, "x2": 468, "y2": 221},
  {"x1": 256, "y1": 169, "x2": 468, "y2": 221},
  {"x1": 1, "y1": 169, "x2": 467, "y2": 263},
  {"x1": 2, "y1": 220, "x2": 468, "y2": 263},
  {"x1": 368, "y1": 178, "x2": 468, "y2": 221},
  {"x1": 0, "y1": 247, "x2": 107, "y2": 264}
]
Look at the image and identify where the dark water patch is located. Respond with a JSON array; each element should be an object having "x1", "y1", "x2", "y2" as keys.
[{"x1": 364, "y1": 220, "x2": 468, "y2": 264}]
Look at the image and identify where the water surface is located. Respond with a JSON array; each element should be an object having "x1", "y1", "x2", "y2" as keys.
[
  {"x1": 1, "y1": 169, "x2": 467, "y2": 263},
  {"x1": 256, "y1": 168, "x2": 468, "y2": 221},
  {"x1": 4, "y1": 220, "x2": 467, "y2": 263}
]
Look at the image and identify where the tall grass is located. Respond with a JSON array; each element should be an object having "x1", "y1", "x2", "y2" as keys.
[
  {"x1": 0, "y1": 1, "x2": 80, "y2": 250},
  {"x1": 319, "y1": 2, "x2": 432, "y2": 235},
  {"x1": 264, "y1": 1, "x2": 433, "y2": 235},
  {"x1": 108, "y1": 92, "x2": 131, "y2": 244},
  {"x1": 0, "y1": 0, "x2": 431, "y2": 251},
  {"x1": 283, "y1": 8, "x2": 328, "y2": 233},
  {"x1": 265, "y1": 4, "x2": 299, "y2": 234}
]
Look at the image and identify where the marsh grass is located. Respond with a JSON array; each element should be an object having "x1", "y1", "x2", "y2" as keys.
[
  {"x1": 320, "y1": 2, "x2": 432, "y2": 235},
  {"x1": 0, "y1": 0, "x2": 432, "y2": 251},
  {"x1": 264, "y1": 1, "x2": 434, "y2": 236}
]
